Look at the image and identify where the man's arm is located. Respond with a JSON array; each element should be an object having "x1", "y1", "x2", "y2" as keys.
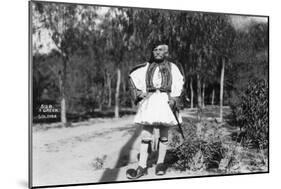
[
  {"x1": 128, "y1": 76, "x2": 147, "y2": 105},
  {"x1": 128, "y1": 63, "x2": 148, "y2": 105},
  {"x1": 169, "y1": 63, "x2": 185, "y2": 110}
]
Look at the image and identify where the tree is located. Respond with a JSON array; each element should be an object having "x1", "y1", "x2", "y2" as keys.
[
  {"x1": 189, "y1": 77, "x2": 194, "y2": 108},
  {"x1": 226, "y1": 22, "x2": 268, "y2": 111},
  {"x1": 211, "y1": 16, "x2": 236, "y2": 122},
  {"x1": 99, "y1": 8, "x2": 129, "y2": 118},
  {"x1": 32, "y1": 2, "x2": 99, "y2": 124}
]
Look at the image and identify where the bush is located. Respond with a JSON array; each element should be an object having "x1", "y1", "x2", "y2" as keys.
[
  {"x1": 170, "y1": 120, "x2": 226, "y2": 171},
  {"x1": 231, "y1": 79, "x2": 268, "y2": 148}
]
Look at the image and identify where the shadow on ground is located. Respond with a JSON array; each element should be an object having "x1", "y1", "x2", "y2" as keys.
[{"x1": 99, "y1": 125, "x2": 142, "y2": 182}]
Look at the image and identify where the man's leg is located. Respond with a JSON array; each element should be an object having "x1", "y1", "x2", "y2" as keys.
[
  {"x1": 126, "y1": 125, "x2": 153, "y2": 179},
  {"x1": 139, "y1": 125, "x2": 153, "y2": 168},
  {"x1": 157, "y1": 126, "x2": 169, "y2": 164},
  {"x1": 155, "y1": 126, "x2": 169, "y2": 175}
]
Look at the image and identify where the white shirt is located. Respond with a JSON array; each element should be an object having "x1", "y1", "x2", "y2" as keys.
[
  {"x1": 130, "y1": 62, "x2": 184, "y2": 97},
  {"x1": 152, "y1": 66, "x2": 162, "y2": 89}
]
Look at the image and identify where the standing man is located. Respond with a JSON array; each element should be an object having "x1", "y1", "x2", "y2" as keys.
[{"x1": 126, "y1": 43, "x2": 184, "y2": 179}]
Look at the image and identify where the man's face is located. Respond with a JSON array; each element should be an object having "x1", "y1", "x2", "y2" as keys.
[{"x1": 153, "y1": 45, "x2": 168, "y2": 61}]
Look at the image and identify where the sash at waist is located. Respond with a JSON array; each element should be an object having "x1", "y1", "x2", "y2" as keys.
[{"x1": 147, "y1": 87, "x2": 171, "y2": 93}]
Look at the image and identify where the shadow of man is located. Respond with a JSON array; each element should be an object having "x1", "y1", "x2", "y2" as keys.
[{"x1": 99, "y1": 125, "x2": 142, "y2": 182}]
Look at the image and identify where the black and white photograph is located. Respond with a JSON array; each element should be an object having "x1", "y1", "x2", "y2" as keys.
[{"x1": 29, "y1": 0, "x2": 269, "y2": 188}]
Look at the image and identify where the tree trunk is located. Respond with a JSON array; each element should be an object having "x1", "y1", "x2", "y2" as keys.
[
  {"x1": 122, "y1": 75, "x2": 127, "y2": 107},
  {"x1": 202, "y1": 81, "x2": 205, "y2": 109},
  {"x1": 190, "y1": 78, "x2": 194, "y2": 109},
  {"x1": 61, "y1": 97, "x2": 66, "y2": 124},
  {"x1": 211, "y1": 88, "x2": 215, "y2": 106},
  {"x1": 107, "y1": 73, "x2": 112, "y2": 108},
  {"x1": 131, "y1": 99, "x2": 135, "y2": 109},
  {"x1": 115, "y1": 68, "x2": 121, "y2": 118},
  {"x1": 219, "y1": 57, "x2": 225, "y2": 122},
  {"x1": 197, "y1": 56, "x2": 202, "y2": 121},
  {"x1": 197, "y1": 73, "x2": 202, "y2": 121},
  {"x1": 59, "y1": 56, "x2": 67, "y2": 126},
  {"x1": 122, "y1": 75, "x2": 126, "y2": 93},
  {"x1": 197, "y1": 55, "x2": 202, "y2": 109},
  {"x1": 98, "y1": 92, "x2": 103, "y2": 110},
  {"x1": 197, "y1": 73, "x2": 202, "y2": 107}
]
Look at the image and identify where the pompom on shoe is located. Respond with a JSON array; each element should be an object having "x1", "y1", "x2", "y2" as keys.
[{"x1": 126, "y1": 166, "x2": 148, "y2": 179}]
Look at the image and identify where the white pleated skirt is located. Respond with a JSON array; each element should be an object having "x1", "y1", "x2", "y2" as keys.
[{"x1": 134, "y1": 90, "x2": 182, "y2": 127}]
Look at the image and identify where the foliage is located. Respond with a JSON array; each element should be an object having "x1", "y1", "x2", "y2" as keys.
[
  {"x1": 32, "y1": 2, "x2": 269, "y2": 123},
  {"x1": 170, "y1": 120, "x2": 226, "y2": 171},
  {"x1": 225, "y1": 22, "x2": 268, "y2": 106},
  {"x1": 170, "y1": 110, "x2": 268, "y2": 173},
  {"x1": 231, "y1": 79, "x2": 268, "y2": 149},
  {"x1": 219, "y1": 143, "x2": 268, "y2": 173},
  {"x1": 91, "y1": 155, "x2": 107, "y2": 170}
]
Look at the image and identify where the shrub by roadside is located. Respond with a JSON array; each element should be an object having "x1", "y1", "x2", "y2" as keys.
[
  {"x1": 169, "y1": 113, "x2": 268, "y2": 173},
  {"x1": 230, "y1": 78, "x2": 268, "y2": 149},
  {"x1": 169, "y1": 119, "x2": 226, "y2": 171}
]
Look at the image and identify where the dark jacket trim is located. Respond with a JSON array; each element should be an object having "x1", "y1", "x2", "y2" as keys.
[
  {"x1": 146, "y1": 60, "x2": 172, "y2": 93},
  {"x1": 129, "y1": 62, "x2": 148, "y2": 74}
]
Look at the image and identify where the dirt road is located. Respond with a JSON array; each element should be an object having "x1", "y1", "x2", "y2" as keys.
[
  {"x1": 32, "y1": 108, "x2": 229, "y2": 187},
  {"x1": 33, "y1": 115, "x2": 192, "y2": 187}
]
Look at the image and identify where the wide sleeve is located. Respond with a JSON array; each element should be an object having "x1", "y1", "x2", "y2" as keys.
[
  {"x1": 170, "y1": 63, "x2": 184, "y2": 97},
  {"x1": 129, "y1": 63, "x2": 148, "y2": 93},
  {"x1": 128, "y1": 63, "x2": 148, "y2": 104}
]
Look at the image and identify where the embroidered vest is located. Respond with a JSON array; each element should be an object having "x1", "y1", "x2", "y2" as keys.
[{"x1": 145, "y1": 61, "x2": 172, "y2": 93}]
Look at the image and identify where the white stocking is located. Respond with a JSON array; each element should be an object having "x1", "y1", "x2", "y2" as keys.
[{"x1": 139, "y1": 141, "x2": 149, "y2": 168}]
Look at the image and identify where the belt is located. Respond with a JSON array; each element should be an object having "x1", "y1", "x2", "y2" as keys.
[{"x1": 147, "y1": 88, "x2": 171, "y2": 93}]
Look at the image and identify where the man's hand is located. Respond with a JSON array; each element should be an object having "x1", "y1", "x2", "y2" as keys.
[
  {"x1": 138, "y1": 92, "x2": 147, "y2": 99},
  {"x1": 168, "y1": 97, "x2": 177, "y2": 111},
  {"x1": 134, "y1": 91, "x2": 148, "y2": 105}
]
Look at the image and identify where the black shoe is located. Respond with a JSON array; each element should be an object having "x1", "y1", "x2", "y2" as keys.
[
  {"x1": 155, "y1": 163, "x2": 167, "y2": 176},
  {"x1": 126, "y1": 166, "x2": 148, "y2": 179}
]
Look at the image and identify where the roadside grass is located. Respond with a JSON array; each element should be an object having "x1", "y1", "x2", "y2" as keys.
[{"x1": 166, "y1": 105, "x2": 268, "y2": 174}]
